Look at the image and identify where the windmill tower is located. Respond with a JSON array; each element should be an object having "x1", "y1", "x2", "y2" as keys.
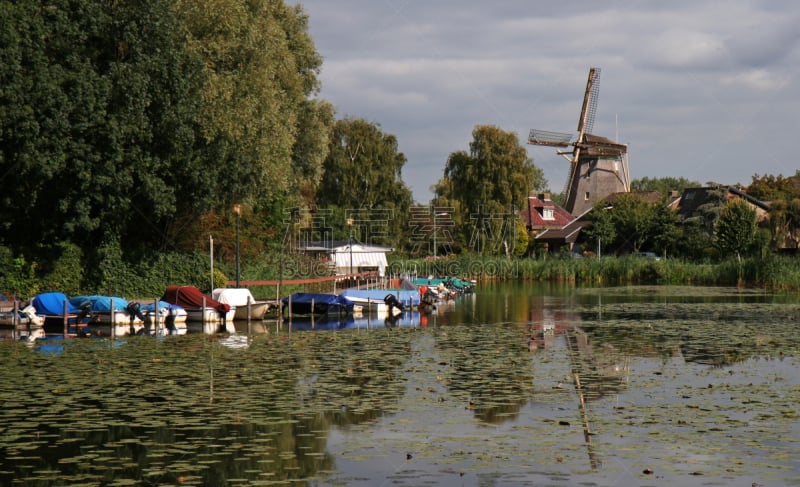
[{"x1": 528, "y1": 67, "x2": 630, "y2": 216}]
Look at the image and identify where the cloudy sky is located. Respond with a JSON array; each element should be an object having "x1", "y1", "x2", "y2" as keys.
[{"x1": 292, "y1": 1, "x2": 800, "y2": 203}]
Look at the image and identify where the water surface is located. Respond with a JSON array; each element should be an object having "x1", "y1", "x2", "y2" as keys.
[{"x1": 0, "y1": 283, "x2": 798, "y2": 486}]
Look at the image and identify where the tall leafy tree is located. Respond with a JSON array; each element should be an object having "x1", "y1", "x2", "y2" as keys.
[
  {"x1": 715, "y1": 199, "x2": 757, "y2": 261},
  {"x1": 316, "y1": 117, "x2": 413, "y2": 247},
  {"x1": 0, "y1": 0, "x2": 207, "y2": 260},
  {"x1": 177, "y1": 0, "x2": 324, "y2": 209},
  {"x1": 607, "y1": 193, "x2": 657, "y2": 253},
  {"x1": 583, "y1": 204, "x2": 617, "y2": 256},
  {"x1": 436, "y1": 125, "x2": 546, "y2": 253}
]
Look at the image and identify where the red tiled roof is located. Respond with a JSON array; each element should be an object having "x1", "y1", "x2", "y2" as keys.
[{"x1": 522, "y1": 194, "x2": 574, "y2": 230}]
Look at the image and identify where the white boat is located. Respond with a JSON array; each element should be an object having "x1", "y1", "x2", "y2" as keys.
[
  {"x1": 212, "y1": 288, "x2": 271, "y2": 320},
  {"x1": 0, "y1": 304, "x2": 44, "y2": 328},
  {"x1": 185, "y1": 306, "x2": 236, "y2": 323}
]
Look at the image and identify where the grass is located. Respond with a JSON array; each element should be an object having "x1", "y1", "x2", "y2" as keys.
[{"x1": 387, "y1": 254, "x2": 800, "y2": 290}]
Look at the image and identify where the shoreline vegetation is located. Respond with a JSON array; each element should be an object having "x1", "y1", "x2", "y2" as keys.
[
  {"x1": 389, "y1": 254, "x2": 800, "y2": 290},
  {"x1": 6, "y1": 252, "x2": 800, "y2": 302}
]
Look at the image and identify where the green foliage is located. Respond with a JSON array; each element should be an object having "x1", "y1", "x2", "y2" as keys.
[
  {"x1": 316, "y1": 117, "x2": 414, "y2": 249},
  {"x1": 437, "y1": 125, "x2": 546, "y2": 253},
  {"x1": 513, "y1": 221, "x2": 529, "y2": 257},
  {"x1": 0, "y1": 0, "x2": 327, "y2": 275},
  {"x1": 583, "y1": 203, "x2": 616, "y2": 256},
  {"x1": 745, "y1": 173, "x2": 800, "y2": 202},
  {"x1": 631, "y1": 176, "x2": 700, "y2": 196},
  {"x1": 39, "y1": 243, "x2": 84, "y2": 296},
  {"x1": 0, "y1": 247, "x2": 39, "y2": 298},
  {"x1": 391, "y1": 254, "x2": 800, "y2": 289},
  {"x1": 715, "y1": 200, "x2": 757, "y2": 260}
]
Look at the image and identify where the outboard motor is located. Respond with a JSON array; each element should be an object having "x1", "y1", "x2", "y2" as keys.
[
  {"x1": 76, "y1": 301, "x2": 93, "y2": 323},
  {"x1": 383, "y1": 294, "x2": 404, "y2": 313},
  {"x1": 126, "y1": 302, "x2": 144, "y2": 335},
  {"x1": 165, "y1": 307, "x2": 177, "y2": 333}
]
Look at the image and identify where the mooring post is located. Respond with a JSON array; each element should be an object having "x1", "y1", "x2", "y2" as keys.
[
  {"x1": 63, "y1": 299, "x2": 68, "y2": 338},
  {"x1": 110, "y1": 298, "x2": 116, "y2": 340},
  {"x1": 153, "y1": 298, "x2": 160, "y2": 335}
]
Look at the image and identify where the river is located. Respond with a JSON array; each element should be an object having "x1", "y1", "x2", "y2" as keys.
[{"x1": 0, "y1": 283, "x2": 798, "y2": 486}]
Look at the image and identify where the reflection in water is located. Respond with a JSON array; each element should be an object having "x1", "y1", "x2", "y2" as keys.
[{"x1": 1, "y1": 284, "x2": 799, "y2": 485}]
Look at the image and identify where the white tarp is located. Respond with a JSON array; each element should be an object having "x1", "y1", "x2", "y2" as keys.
[
  {"x1": 331, "y1": 244, "x2": 390, "y2": 276},
  {"x1": 212, "y1": 288, "x2": 257, "y2": 306}
]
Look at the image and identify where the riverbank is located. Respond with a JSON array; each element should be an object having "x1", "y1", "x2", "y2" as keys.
[{"x1": 388, "y1": 254, "x2": 800, "y2": 290}]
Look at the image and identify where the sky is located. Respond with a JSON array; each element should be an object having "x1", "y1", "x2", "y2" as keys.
[{"x1": 291, "y1": 0, "x2": 800, "y2": 203}]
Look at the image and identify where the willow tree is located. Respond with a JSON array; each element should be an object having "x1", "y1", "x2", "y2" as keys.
[
  {"x1": 316, "y1": 117, "x2": 413, "y2": 248},
  {"x1": 175, "y1": 0, "x2": 329, "y2": 248},
  {"x1": 436, "y1": 125, "x2": 546, "y2": 254}
]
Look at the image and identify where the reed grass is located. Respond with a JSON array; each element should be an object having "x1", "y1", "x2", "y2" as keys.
[{"x1": 387, "y1": 254, "x2": 800, "y2": 290}]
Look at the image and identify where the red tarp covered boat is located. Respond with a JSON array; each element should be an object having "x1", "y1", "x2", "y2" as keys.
[{"x1": 161, "y1": 286, "x2": 235, "y2": 323}]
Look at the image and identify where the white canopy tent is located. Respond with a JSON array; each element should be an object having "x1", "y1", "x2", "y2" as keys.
[{"x1": 330, "y1": 243, "x2": 392, "y2": 277}]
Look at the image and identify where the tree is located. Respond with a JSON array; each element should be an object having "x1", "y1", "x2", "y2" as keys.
[
  {"x1": 649, "y1": 204, "x2": 682, "y2": 257},
  {"x1": 745, "y1": 173, "x2": 800, "y2": 202},
  {"x1": 583, "y1": 204, "x2": 616, "y2": 256},
  {"x1": 435, "y1": 125, "x2": 546, "y2": 253},
  {"x1": 608, "y1": 193, "x2": 657, "y2": 253},
  {"x1": 177, "y1": 0, "x2": 326, "y2": 210},
  {"x1": 631, "y1": 176, "x2": 700, "y2": 197},
  {"x1": 715, "y1": 200, "x2": 757, "y2": 261},
  {"x1": 316, "y1": 117, "x2": 413, "y2": 248},
  {"x1": 0, "y1": 0, "x2": 208, "y2": 258}
]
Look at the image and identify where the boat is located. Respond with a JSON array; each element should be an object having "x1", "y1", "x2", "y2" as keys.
[
  {"x1": 412, "y1": 277, "x2": 475, "y2": 296},
  {"x1": 338, "y1": 289, "x2": 418, "y2": 315},
  {"x1": 161, "y1": 285, "x2": 235, "y2": 324},
  {"x1": 137, "y1": 300, "x2": 188, "y2": 332},
  {"x1": 281, "y1": 293, "x2": 354, "y2": 317},
  {"x1": 0, "y1": 295, "x2": 44, "y2": 328},
  {"x1": 69, "y1": 295, "x2": 146, "y2": 335},
  {"x1": 212, "y1": 288, "x2": 271, "y2": 320},
  {"x1": 29, "y1": 292, "x2": 98, "y2": 336}
]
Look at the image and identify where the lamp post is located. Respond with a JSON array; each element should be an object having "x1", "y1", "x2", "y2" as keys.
[
  {"x1": 432, "y1": 211, "x2": 447, "y2": 257},
  {"x1": 233, "y1": 204, "x2": 243, "y2": 287},
  {"x1": 346, "y1": 218, "x2": 354, "y2": 278}
]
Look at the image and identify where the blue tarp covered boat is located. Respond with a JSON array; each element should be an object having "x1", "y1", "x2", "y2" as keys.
[
  {"x1": 339, "y1": 289, "x2": 420, "y2": 308},
  {"x1": 32, "y1": 292, "x2": 81, "y2": 316},
  {"x1": 69, "y1": 295, "x2": 130, "y2": 312},
  {"x1": 281, "y1": 293, "x2": 354, "y2": 316}
]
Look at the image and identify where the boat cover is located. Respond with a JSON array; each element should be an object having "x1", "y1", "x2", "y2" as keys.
[
  {"x1": 69, "y1": 295, "x2": 130, "y2": 312},
  {"x1": 138, "y1": 300, "x2": 184, "y2": 313},
  {"x1": 281, "y1": 293, "x2": 354, "y2": 315},
  {"x1": 32, "y1": 292, "x2": 81, "y2": 316},
  {"x1": 340, "y1": 289, "x2": 420, "y2": 306},
  {"x1": 212, "y1": 288, "x2": 258, "y2": 307},
  {"x1": 161, "y1": 286, "x2": 230, "y2": 313}
]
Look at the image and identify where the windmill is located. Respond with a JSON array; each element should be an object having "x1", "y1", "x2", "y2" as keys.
[{"x1": 528, "y1": 67, "x2": 630, "y2": 216}]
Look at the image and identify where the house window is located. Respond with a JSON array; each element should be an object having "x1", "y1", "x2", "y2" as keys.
[
  {"x1": 584, "y1": 192, "x2": 590, "y2": 201},
  {"x1": 542, "y1": 207, "x2": 554, "y2": 220}
]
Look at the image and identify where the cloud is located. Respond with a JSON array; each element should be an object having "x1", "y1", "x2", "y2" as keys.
[{"x1": 295, "y1": 0, "x2": 800, "y2": 202}]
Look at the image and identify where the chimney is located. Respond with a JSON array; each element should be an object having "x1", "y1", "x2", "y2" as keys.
[{"x1": 539, "y1": 192, "x2": 551, "y2": 201}]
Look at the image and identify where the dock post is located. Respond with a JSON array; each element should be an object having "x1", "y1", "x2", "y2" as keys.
[
  {"x1": 153, "y1": 298, "x2": 160, "y2": 335},
  {"x1": 63, "y1": 299, "x2": 68, "y2": 338},
  {"x1": 110, "y1": 298, "x2": 116, "y2": 339},
  {"x1": 247, "y1": 296, "x2": 252, "y2": 335}
]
